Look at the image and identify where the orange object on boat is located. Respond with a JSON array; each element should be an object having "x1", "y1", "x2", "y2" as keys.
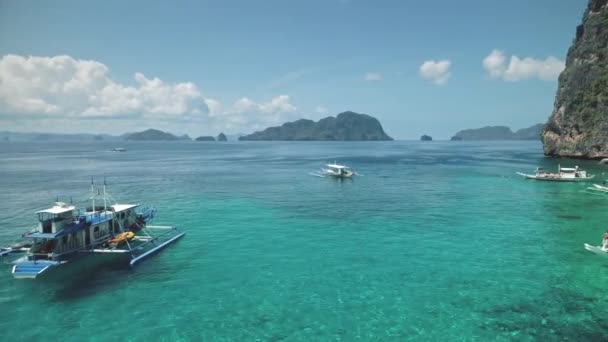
[{"x1": 108, "y1": 231, "x2": 135, "y2": 245}]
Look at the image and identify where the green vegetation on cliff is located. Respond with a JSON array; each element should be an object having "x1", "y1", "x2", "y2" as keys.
[{"x1": 542, "y1": 0, "x2": 608, "y2": 158}]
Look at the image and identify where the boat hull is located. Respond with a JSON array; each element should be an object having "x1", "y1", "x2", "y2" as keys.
[
  {"x1": 12, "y1": 251, "x2": 130, "y2": 280},
  {"x1": 516, "y1": 172, "x2": 594, "y2": 182},
  {"x1": 584, "y1": 243, "x2": 608, "y2": 257},
  {"x1": 593, "y1": 184, "x2": 608, "y2": 191}
]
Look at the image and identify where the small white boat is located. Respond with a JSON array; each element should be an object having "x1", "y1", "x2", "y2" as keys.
[
  {"x1": 584, "y1": 243, "x2": 608, "y2": 257},
  {"x1": 310, "y1": 164, "x2": 359, "y2": 178},
  {"x1": 111, "y1": 147, "x2": 127, "y2": 152},
  {"x1": 516, "y1": 165, "x2": 594, "y2": 182},
  {"x1": 587, "y1": 183, "x2": 608, "y2": 193}
]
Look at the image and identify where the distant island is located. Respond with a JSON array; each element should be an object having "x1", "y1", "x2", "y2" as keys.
[
  {"x1": 239, "y1": 111, "x2": 393, "y2": 141},
  {"x1": 0, "y1": 129, "x2": 231, "y2": 142},
  {"x1": 195, "y1": 136, "x2": 215, "y2": 141},
  {"x1": 420, "y1": 135, "x2": 432, "y2": 141},
  {"x1": 451, "y1": 124, "x2": 544, "y2": 141},
  {"x1": 0, "y1": 131, "x2": 123, "y2": 142},
  {"x1": 125, "y1": 129, "x2": 191, "y2": 141}
]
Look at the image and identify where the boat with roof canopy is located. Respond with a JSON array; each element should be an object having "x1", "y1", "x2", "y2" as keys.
[
  {"x1": 516, "y1": 165, "x2": 594, "y2": 182},
  {"x1": 0, "y1": 179, "x2": 185, "y2": 279}
]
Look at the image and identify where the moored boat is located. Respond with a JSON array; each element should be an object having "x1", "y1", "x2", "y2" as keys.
[
  {"x1": 516, "y1": 165, "x2": 594, "y2": 182},
  {"x1": 311, "y1": 163, "x2": 358, "y2": 178},
  {"x1": 589, "y1": 183, "x2": 608, "y2": 192},
  {"x1": 584, "y1": 243, "x2": 608, "y2": 257},
  {"x1": 1, "y1": 180, "x2": 185, "y2": 279}
]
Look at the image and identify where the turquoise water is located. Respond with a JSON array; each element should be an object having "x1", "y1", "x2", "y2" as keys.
[{"x1": 1, "y1": 141, "x2": 608, "y2": 340}]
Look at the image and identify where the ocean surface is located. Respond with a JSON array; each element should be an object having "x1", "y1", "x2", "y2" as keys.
[{"x1": 1, "y1": 140, "x2": 608, "y2": 341}]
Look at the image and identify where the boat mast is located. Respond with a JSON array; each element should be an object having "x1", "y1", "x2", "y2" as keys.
[
  {"x1": 90, "y1": 177, "x2": 95, "y2": 211},
  {"x1": 103, "y1": 177, "x2": 108, "y2": 211}
]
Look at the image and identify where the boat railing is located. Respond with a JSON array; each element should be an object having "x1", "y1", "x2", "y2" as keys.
[
  {"x1": 27, "y1": 252, "x2": 53, "y2": 260},
  {"x1": 21, "y1": 225, "x2": 40, "y2": 237}
]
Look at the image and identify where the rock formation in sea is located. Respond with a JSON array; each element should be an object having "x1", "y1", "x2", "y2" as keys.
[
  {"x1": 195, "y1": 136, "x2": 216, "y2": 141},
  {"x1": 125, "y1": 129, "x2": 188, "y2": 141},
  {"x1": 451, "y1": 124, "x2": 543, "y2": 141},
  {"x1": 420, "y1": 135, "x2": 432, "y2": 141},
  {"x1": 217, "y1": 133, "x2": 228, "y2": 141},
  {"x1": 542, "y1": 0, "x2": 608, "y2": 158},
  {"x1": 238, "y1": 111, "x2": 393, "y2": 141}
]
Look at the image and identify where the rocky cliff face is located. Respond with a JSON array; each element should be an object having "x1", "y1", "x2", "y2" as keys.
[
  {"x1": 238, "y1": 111, "x2": 393, "y2": 141},
  {"x1": 542, "y1": 0, "x2": 608, "y2": 158}
]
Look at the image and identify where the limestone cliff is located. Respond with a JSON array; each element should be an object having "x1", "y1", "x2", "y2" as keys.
[{"x1": 542, "y1": 0, "x2": 608, "y2": 158}]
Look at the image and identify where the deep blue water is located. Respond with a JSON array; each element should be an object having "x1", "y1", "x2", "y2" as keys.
[{"x1": 1, "y1": 141, "x2": 608, "y2": 340}]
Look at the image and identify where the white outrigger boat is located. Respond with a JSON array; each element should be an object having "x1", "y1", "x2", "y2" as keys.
[
  {"x1": 584, "y1": 243, "x2": 608, "y2": 257},
  {"x1": 516, "y1": 165, "x2": 594, "y2": 182},
  {"x1": 0, "y1": 180, "x2": 185, "y2": 279},
  {"x1": 587, "y1": 183, "x2": 608, "y2": 193},
  {"x1": 310, "y1": 164, "x2": 359, "y2": 178}
]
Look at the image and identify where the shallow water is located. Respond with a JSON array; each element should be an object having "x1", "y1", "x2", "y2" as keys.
[{"x1": 1, "y1": 140, "x2": 608, "y2": 340}]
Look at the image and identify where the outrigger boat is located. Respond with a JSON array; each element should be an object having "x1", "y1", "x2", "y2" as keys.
[
  {"x1": 0, "y1": 180, "x2": 185, "y2": 279},
  {"x1": 516, "y1": 165, "x2": 594, "y2": 182},
  {"x1": 310, "y1": 164, "x2": 359, "y2": 178},
  {"x1": 587, "y1": 183, "x2": 608, "y2": 193},
  {"x1": 584, "y1": 243, "x2": 608, "y2": 257}
]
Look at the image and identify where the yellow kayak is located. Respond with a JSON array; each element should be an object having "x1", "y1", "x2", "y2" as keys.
[{"x1": 108, "y1": 231, "x2": 135, "y2": 245}]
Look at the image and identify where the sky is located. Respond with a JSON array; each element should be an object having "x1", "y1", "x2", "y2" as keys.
[{"x1": 0, "y1": 0, "x2": 589, "y2": 139}]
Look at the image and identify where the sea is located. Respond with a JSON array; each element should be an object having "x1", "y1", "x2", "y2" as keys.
[{"x1": 1, "y1": 140, "x2": 608, "y2": 341}]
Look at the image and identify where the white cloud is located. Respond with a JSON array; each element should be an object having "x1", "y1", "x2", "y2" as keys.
[
  {"x1": 364, "y1": 72, "x2": 382, "y2": 81},
  {"x1": 0, "y1": 54, "x2": 208, "y2": 119},
  {"x1": 419, "y1": 60, "x2": 451, "y2": 85},
  {"x1": 201, "y1": 95, "x2": 297, "y2": 132},
  {"x1": 482, "y1": 49, "x2": 564, "y2": 81},
  {"x1": 315, "y1": 106, "x2": 328, "y2": 115},
  {"x1": 0, "y1": 54, "x2": 298, "y2": 135}
]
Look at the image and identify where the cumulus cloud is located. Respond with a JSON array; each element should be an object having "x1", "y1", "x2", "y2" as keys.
[
  {"x1": 364, "y1": 72, "x2": 382, "y2": 81},
  {"x1": 222, "y1": 95, "x2": 297, "y2": 131},
  {"x1": 419, "y1": 60, "x2": 451, "y2": 85},
  {"x1": 482, "y1": 49, "x2": 564, "y2": 81},
  {"x1": 0, "y1": 54, "x2": 208, "y2": 119},
  {"x1": 0, "y1": 54, "x2": 298, "y2": 134}
]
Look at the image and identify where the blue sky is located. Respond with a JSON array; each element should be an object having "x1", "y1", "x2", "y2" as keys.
[{"x1": 0, "y1": 0, "x2": 588, "y2": 139}]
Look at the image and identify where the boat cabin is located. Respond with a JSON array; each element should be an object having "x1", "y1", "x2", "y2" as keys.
[
  {"x1": 327, "y1": 164, "x2": 351, "y2": 175},
  {"x1": 36, "y1": 202, "x2": 76, "y2": 234},
  {"x1": 559, "y1": 165, "x2": 588, "y2": 179},
  {"x1": 24, "y1": 202, "x2": 140, "y2": 261}
]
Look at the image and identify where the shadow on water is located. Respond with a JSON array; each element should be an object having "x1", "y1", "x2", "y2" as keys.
[
  {"x1": 33, "y1": 259, "x2": 133, "y2": 302},
  {"x1": 479, "y1": 286, "x2": 608, "y2": 339},
  {"x1": 557, "y1": 214, "x2": 583, "y2": 220}
]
